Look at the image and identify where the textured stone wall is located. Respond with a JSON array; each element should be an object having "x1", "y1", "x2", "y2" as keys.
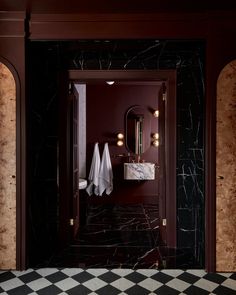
[
  {"x1": 0, "y1": 62, "x2": 16, "y2": 269},
  {"x1": 216, "y1": 60, "x2": 236, "y2": 271}
]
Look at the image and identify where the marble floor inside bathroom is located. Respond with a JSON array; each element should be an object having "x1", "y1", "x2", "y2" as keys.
[{"x1": 46, "y1": 203, "x2": 199, "y2": 269}]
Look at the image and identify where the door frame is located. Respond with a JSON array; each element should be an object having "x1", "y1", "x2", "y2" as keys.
[{"x1": 68, "y1": 69, "x2": 177, "y2": 248}]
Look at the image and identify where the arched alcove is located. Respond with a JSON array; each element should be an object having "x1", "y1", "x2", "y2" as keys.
[
  {"x1": 216, "y1": 60, "x2": 236, "y2": 271},
  {"x1": 0, "y1": 62, "x2": 16, "y2": 269}
]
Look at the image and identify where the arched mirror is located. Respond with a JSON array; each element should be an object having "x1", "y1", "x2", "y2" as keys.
[{"x1": 125, "y1": 105, "x2": 151, "y2": 155}]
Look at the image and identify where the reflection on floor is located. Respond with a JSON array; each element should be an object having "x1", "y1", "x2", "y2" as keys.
[{"x1": 47, "y1": 204, "x2": 200, "y2": 269}]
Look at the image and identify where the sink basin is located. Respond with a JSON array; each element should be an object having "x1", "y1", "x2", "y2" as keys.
[
  {"x1": 79, "y1": 178, "x2": 87, "y2": 189},
  {"x1": 124, "y1": 163, "x2": 155, "y2": 180}
]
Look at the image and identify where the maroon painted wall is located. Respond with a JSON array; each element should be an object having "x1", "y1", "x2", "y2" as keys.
[{"x1": 86, "y1": 83, "x2": 162, "y2": 204}]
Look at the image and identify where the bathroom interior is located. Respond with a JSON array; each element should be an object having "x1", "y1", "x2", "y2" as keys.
[{"x1": 27, "y1": 39, "x2": 205, "y2": 269}]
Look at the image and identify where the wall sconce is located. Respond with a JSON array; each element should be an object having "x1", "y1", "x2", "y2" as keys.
[
  {"x1": 153, "y1": 110, "x2": 159, "y2": 118},
  {"x1": 152, "y1": 133, "x2": 159, "y2": 147},
  {"x1": 117, "y1": 133, "x2": 124, "y2": 146}
]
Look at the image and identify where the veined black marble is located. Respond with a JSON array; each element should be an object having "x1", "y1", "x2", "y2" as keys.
[
  {"x1": 28, "y1": 40, "x2": 205, "y2": 268},
  {"x1": 45, "y1": 204, "x2": 199, "y2": 269}
]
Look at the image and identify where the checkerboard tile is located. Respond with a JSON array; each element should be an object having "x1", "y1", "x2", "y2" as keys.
[{"x1": 0, "y1": 268, "x2": 235, "y2": 295}]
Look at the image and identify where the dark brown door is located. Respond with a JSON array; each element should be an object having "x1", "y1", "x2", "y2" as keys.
[
  {"x1": 158, "y1": 83, "x2": 167, "y2": 245},
  {"x1": 58, "y1": 79, "x2": 79, "y2": 248},
  {"x1": 71, "y1": 85, "x2": 80, "y2": 238}
]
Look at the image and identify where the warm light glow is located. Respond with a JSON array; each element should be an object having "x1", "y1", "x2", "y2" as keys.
[
  {"x1": 106, "y1": 81, "x2": 115, "y2": 85},
  {"x1": 153, "y1": 133, "x2": 159, "y2": 140},
  {"x1": 117, "y1": 133, "x2": 124, "y2": 139},
  {"x1": 153, "y1": 140, "x2": 159, "y2": 147},
  {"x1": 117, "y1": 140, "x2": 124, "y2": 146},
  {"x1": 153, "y1": 110, "x2": 159, "y2": 117}
]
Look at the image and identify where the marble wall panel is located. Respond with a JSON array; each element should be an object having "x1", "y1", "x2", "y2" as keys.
[
  {"x1": 0, "y1": 62, "x2": 16, "y2": 269},
  {"x1": 28, "y1": 40, "x2": 205, "y2": 267},
  {"x1": 216, "y1": 60, "x2": 236, "y2": 272}
]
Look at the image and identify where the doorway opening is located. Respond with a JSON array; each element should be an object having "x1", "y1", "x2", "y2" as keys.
[{"x1": 54, "y1": 70, "x2": 176, "y2": 268}]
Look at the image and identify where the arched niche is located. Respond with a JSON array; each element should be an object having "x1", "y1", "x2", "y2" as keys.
[
  {"x1": 0, "y1": 61, "x2": 16, "y2": 269},
  {"x1": 216, "y1": 60, "x2": 236, "y2": 272}
]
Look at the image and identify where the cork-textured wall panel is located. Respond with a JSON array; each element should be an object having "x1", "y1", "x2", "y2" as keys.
[
  {"x1": 216, "y1": 60, "x2": 236, "y2": 271},
  {"x1": 0, "y1": 62, "x2": 16, "y2": 269}
]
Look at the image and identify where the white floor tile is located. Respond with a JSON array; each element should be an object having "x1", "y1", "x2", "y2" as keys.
[
  {"x1": 61, "y1": 268, "x2": 83, "y2": 277},
  {"x1": 83, "y1": 277, "x2": 107, "y2": 291},
  {"x1": 110, "y1": 277, "x2": 135, "y2": 291},
  {"x1": 86, "y1": 269, "x2": 109, "y2": 277},
  {"x1": 136, "y1": 269, "x2": 159, "y2": 277},
  {"x1": 186, "y1": 269, "x2": 206, "y2": 277},
  {"x1": 35, "y1": 268, "x2": 59, "y2": 277},
  {"x1": 13, "y1": 268, "x2": 35, "y2": 277},
  {"x1": 166, "y1": 278, "x2": 191, "y2": 292},
  {"x1": 111, "y1": 269, "x2": 134, "y2": 276},
  {"x1": 0, "y1": 277, "x2": 24, "y2": 291},
  {"x1": 138, "y1": 277, "x2": 163, "y2": 291},
  {"x1": 27, "y1": 277, "x2": 52, "y2": 291},
  {"x1": 217, "y1": 272, "x2": 233, "y2": 278},
  {"x1": 55, "y1": 278, "x2": 79, "y2": 291},
  {"x1": 194, "y1": 278, "x2": 218, "y2": 292},
  {"x1": 161, "y1": 269, "x2": 184, "y2": 277},
  {"x1": 221, "y1": 278, "x2": 236, "y2": 290}
]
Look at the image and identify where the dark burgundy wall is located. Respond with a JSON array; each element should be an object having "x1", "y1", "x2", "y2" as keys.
[{"x1": 86, "y1": 84, "x2": 161, "y2": 204}]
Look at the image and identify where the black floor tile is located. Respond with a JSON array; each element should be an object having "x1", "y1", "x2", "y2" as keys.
[
  {"x1": 97, "y1": 272, "x2": 121, "y2": 283},
  {"x1": 150, "y1": 272, "x2": 173, "y2": 284},
  {"x1": 153, "y1": 285, "x2": 180, "y2": 295},
  {"x1": 214, "y1": 285, "x2": 236, "y2": 295},
  {"x1": 45, "y1": 271, "x2": 68, "y2": 283},
  {"x1": 230, "y1": 273, "x2": 236, "y2": 280},
  {"x1": 177, "y1": 272, "x2": 200, "y2": 284},
  {"x1": 66, "y1": 284, "x2": 91, "y2": 295},
  {"x1": 96, "y1": 284, "x2": 120, "y2": 295},
  {"x1": 18, "y1": 271, "x2": 42, "y2": 283},
  {"x1": 184, "y1": 285, "x2": 210, "y2": 295},
  {"x1": 125, "y1": 284, "x2": 151, "y2": 295},
  {"x1": 7, "y1": 285, "x2": 33, "y2": 295},
  {"x1": 71, "y1": 271, "x2": 94, "y2": 283},
  {"x1": 37, "y1": 285, "x2": 62, "y2": 295},
  {"x1": 0, "y1": 271, "x2": 16, "y2": 282},
  {"x1": 125, "y1": 272, "x2": 147, "y2": 283},
  {"x1": 203, "y1": 272, "x2": 227, "y2": 284}
]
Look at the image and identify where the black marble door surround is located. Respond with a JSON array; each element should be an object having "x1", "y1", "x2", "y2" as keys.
[{"x1": 28, "y1": 40, "x2": 205, "y2": 268}]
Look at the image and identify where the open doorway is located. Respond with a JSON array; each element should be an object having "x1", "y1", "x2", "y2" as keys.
[
  {"x1": 52, "y1": 70, "x2": 177, "y2": 268},
  {"x1": 28, "y1": 70, "x2": 177, "y2": 268}
]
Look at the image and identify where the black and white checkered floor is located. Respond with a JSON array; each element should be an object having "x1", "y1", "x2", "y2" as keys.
[{"x1": 0, "y1": 268, "x2": 235, "y2": 295}]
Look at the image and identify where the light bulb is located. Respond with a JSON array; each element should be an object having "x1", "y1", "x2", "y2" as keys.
[
  {"x1": 153, "y1": 110, "x2": 159, "y2": 117},
  {"x1": 117, "y1": 133, "x2": 124, "y2": 139},
  {"x1": 117, "y1": 140, "x2": 124, "y2": 146},
  {"x1": 153, "y1": 133, "x2": 159, "y2": 140},
  {"x1": 153, "y1": 140, "x2": 159, "y2": 147}
]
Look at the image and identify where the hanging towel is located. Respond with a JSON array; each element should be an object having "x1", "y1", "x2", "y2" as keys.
[
  {"x1": 86, "y1": 142, "x2": 101, "y2": 196},
  {"x1": 98, "y1": 143, "x2": 113, "y2": 196}
]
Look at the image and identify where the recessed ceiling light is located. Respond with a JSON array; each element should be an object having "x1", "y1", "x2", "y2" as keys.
[{"x1": 106, "y1": 81, "x2": 115, "y2": 85}]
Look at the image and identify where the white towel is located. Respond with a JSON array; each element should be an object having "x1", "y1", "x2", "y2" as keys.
[
  {"x1": 98, "y1": 143, "x2": 113, "y2": 196},
  {"x1": 86, "y1": 143, "x2": 101, "y2": 196}
]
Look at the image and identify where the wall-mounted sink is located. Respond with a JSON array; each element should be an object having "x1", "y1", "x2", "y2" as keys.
[
  {"x1": 79, "y1": 178, "x2": 87, "y2": 189},
  {"x1": 124, "y1": 163, "x2": 155, "y2": 180}
]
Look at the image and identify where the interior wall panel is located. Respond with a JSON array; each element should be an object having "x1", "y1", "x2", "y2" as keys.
[
  {"x1": 216, "y1": 60, "x2": 236, "y2": 272},
  {"x1": 0, "y1": 62, "x2": 16, "y2": 269}
]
